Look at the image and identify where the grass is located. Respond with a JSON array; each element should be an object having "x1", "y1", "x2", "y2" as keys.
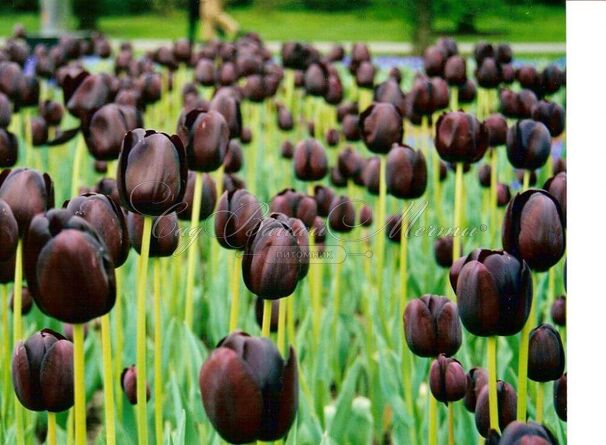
[{"x1": 0, "y1": 4, "x2": 564, "y2": 42}]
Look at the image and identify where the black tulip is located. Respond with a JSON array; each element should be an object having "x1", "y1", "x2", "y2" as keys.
[
  {"x1": 0, "y1": 128, "x2": 18, "y2": 167},
  {"x1": 528, "y1": 324, "x2": 565, "y2": 382},
  {"x1": 178, "y1": 171, "x2": 217, "y2": 221},
  {"x1": 0, "y1": 198, "x2": 18, "y2": 261},
  {"x1": 429, "y1": 354, "x2": 467, "y2": 404},
  {"x1": 435, "y1": 112, "x2": 489, "y2": 164},
  {"x1": 293, "y1": 139, "x2": 328, "y2": 181},
  {"x1": 215, "y1": 189, "x2": 263, "y2": 251},
  {"x1": 434, "y1": 235, "x2": 460, "y2": 268},
  {"x1": 127, "y1": 212, "x2": 179, "y2": 258},
  {"x1": 484, "y1": 113, "x2": 508, "y2": 147},
  {"x1": 499, "y1": 421, "x2": 557, "y2": 445},
  {"x1": 553, "y1": 373, "x2": 566, "y2": 422},
  {"x1": 121, "y1": 365, "x2": 150, "y2": 405},
  {"x1": 313, "y1": 185, "x2": 335, "y2": 217},
  {"x1": 550, "y1": 296, "x2": 566, "y2": 327},
  {"x1": 86, "y1": 104, "x2": 141, "y2": 161},
  {"x1": 178, "y1": 109, "x2": 229, "y2": 172},
  {"x1": 463, "y1": 367, "x2": 488, "y2": 413},
  {"x1": 475, "y1": 380, "x2": 517, "y2": 438},
  {"x1": 506, "y1": 120, "x2": 551, "y2": 170},
  {"x1": 386, "y1": 143, "x2": 427, "y2": 199},
  {"x1": 359, "y1": 103, "x2": 403, "y2": 154},
  {"x1": 328, "y1": 196, "x2": 355, "y2": 233},
  {"x1": 531, "y1": 100, "x2": 565, "y2": 138}
]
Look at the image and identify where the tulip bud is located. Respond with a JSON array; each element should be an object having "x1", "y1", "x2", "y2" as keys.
[
  {"x1": 506, "y1": 120, "x2": 551, "y2": 170},
  {"x1": 177, "y1": 170, "x2": 217, "y2": 223},
  {"x1": 328, "y1": 196, "x2": 355, "y2": 233},
  {"x1": 386, "y1": 144, "x2": 427, "y2": 199},
  {"x1": 293, "y1": 139, "x2": 328, "y2": 181},
  {"x1": 463, "y1": 367, "x2": 488, "y2": 412},
  {"x1": 541, "y1": 64, "x2": 563, "y2": 96},
  {"x1": 437, "y1": 38, "x2": 458, "y2": 57},
  {"x1": 313, "y1": 185, "x2": 335, "y2": 217},
  {"x1": 499, "y1": 421, "x2": 557, "y2": 445},
  {"x1": 355, "y1": 61, "x2": 375, "y2": 89},
  {"x1": 528, "y1": 324, "x2": 565, "y2": 382},
  {"x1": 209, "y1": 91, "x2": 242, "y2": 140},
  {"x1": 434, "y1": 236, "x2": 460, "y2": 268},
  {"x1": 281, "y1": 140, "x2": 294, "y2": 159},
  {"x1": 337, "y1": 102, "x2": 358, "y2": 123},
  {"x1": 128, "y1": 212, "x2": 179, "y2": 257},
  {"x1": 222, "y1": 174, "x2": 246, "y2": 194},
  {"x1": 362, "y1": 156, "x2": 380, "y2": 195},
  {"x1": 9, "y1": 286, "x2": 33, "y2": 315},
  {"x1": 359, "y1": 205, "x2": 373, "y2": 227},
  {"x1": 117, "y1": 128, "x2": 188, "y2": 215},
  {"x1": 12, "y1": 329, "x2": 74, "y2": 412},
  {"x1": 0, "y1": 93, "x2": 12, "y2": 128},
  {"x1": 452, "y1": 249, "x2": 532, "y2": 336},
  {"x1": 501, "y1": 64, "x2": 515, "y2": 84},
  {"x1": 0, "y1": 168, "x2": 54, "y2": 235},
  {"x1": 475, "y1": 380, "x2": 517, "y2": 438},
  {"x1": 270, "y1": 189, "x2": 317, "y2": 229},
  {"x1": 199, "y1": 331, "x2": 298, "y2": 443},
  {"x1": 177, "y1": 109, "x2": 229, "y2": 172},
  {"x1": 215, "y1": 189, "x2": 263, "y2": 251},
  {"x1": 195, "y1": 58, "x2": 216, "y2": 87},
  {"x1": 404, "y1": 295, "x2": 462, "y2": 357},
  {"x1": 423, "y1": 46, "x2": 446, "y2": 77},
  {"x1": 342, "y1": 114, "x2": 361, "y2": 142},
  {"x1": 359, "y1": 103, "x2": 403, "y2": 154},
  {"x1": 435, "y1": 112, "x2": 489, "y2": 164},
  {"x1": 337, "y1": 147, "x2": 363, "y2": 179},
  {"x1": 496, "y1": 183, "x2": 511, "y2": 207},
  {"x1": 444, "y1": 55, "x2": 467, "y2": 86},
  {"x1": 224, "y1": 139, "x2": 243, "y2": 173},
  {"x1": 325, "y1": 129, "x2": 339, "y2": 147},
  {"x1": 0, "y1": 198, "x2": 18, "y2": 261},
  {"x1": 473, "y1": 42, "x2": 494, "y2": 65},
  {"x1": 429, "y1": 354, "x2": 467, "y2": 404},
  {"x1": 86, "y1": 104, "x2": 141, "y2": 160},
  {"x1": 478, "y1": 164, "x2": 491, "y2": 188},
  {"x1": 502, "y1": 190, "x2": 565, "y2": 272},
  {"x1": 475, "y1": 58, "x2": 501, "y2": 89},
  {"x1": 551, "y1": 296, "x2": 566, "y2": 326},
  {"x1": 484, "y1": 113, "x2": 508, "y2": 147},
  {"x1": 94, "y1": 177, "x2": 121, "y2": 205},
  {"x1": 531, "y1": 100, "x2": 565, "y2": 138},
  {"x1": 304, "y1": 62, "x2": 328, "y2": 97},
  {"x1": 458, "y1": 79, "x2": 477, "y2": 104},
  {"x1": 0, "y1": 128, "x2": 18, "y2": 167},
  {"x1": 277, "y1": 106, "x2": 294, "y2": 131},
  {"x1": 543, "y1": 171, "x2": 566, "y2": 220},
  {"x1": 553, "y1": 373, "x2": 567, "y2": 421},
  {"x1": 121, "y1": 365, "x2": 150, "y2": 405},
  {"x1": 64, "y1": 193, "x2": 130, "y2": 267},
  {"x1": 373, "y1": 79, "x2": 406, "y2": 115}
]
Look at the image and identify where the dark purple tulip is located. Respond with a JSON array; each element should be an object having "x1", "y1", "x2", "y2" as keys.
[
  {"x1": 497, "y1": 183, "x2": 511, "y2": 207},
  {"x1": 451, "y1": 249, "x2": 532, "y2": 336},
  {"x1": 517, "y1": 65, "x2": 540, "y2": 93},
  {"x1": 64, "y1": 72, "x2": 111, "y2": 123},
  {"x1": 243, "y1": 214, "x2": 304, "y2": 299},
  {"x1": 337, "y1": 102, "x2": 358, "y2": 123},
  {"x1": 528, "y1": 324, "x2": 565, "y2": 382},
  {"x1": 359, "y1": 103, "x2": 403, "y2": 154},
  {"x1": 30, "y1": 117, "x2": 48, "y2": 146},
  {"x1": 501, "y1": 64, "x2": 515, "y2": 84},
  {"x1": 458, "y1": 79, "x2": 477, "y2": 104},
  {"x1": 409, "y1": 77, "x2": 443, "y2": 116},
  {"x1": 404, "y1": 295, "x2": 462, "y2": 357},
  {"x1": 9, "y1": 286, "x2": 32, "y2": 315},
  {"x1": 478, "y1": 164, "x2": 491, "y2": 188},
  {"x1": 281, "y1": 140, "x2": 294, "y2": 159},
  {"x1": 240, "y1": 127, "x2": 252, "y2": 144},
  {"x1": 195, "y1": 58, "x2": 216, "y2": 87},
  {"x1": 117, "y1": 128, "x2": 187, "y2": 216},
  {"x1": 178, "y1": 171, "x2": 216, "y2": 222},
  {"x1": 128, "y1": 212, "x2": 179, "y2": 258},
  {"x1": 355, "y1": 61, "x2": 375, "y2": 89},
  {"x1": 506, "y1": 120, "x2": 551, "y2": 170},
  {"x1": 502, "y1": 190, "x2": 565, "y2": 272},
  {"x1": 86, "y1": 104, "x2": 141, "y2": 160},
  {"x1": 554, "y1": 373, "x2": 567, "y2": 421},
  {"x1": 293, "y1": 139, "x2": 328, "y2": 181},
  {"x1": 178, "y1": 109, "x2": 229, "y2": 172},
  {"x1": 551, "y1": 296, "x2": 566, "y2": 327},
  {"x1": 281, "y1": 42, "x2": 317, "y2": 70},
  {"x1": 373, "y1": 79, "x2": 406, "y2": 115},
  {"x1": 38, "y1": 100, "x2": 63, "y2": 127},
  {"x1": 64, "y1": 193, "x2": 130, "y2": 267},
  {"x1": 484, "y1": 113, "x2": 508, "y2": 147},
  {"x1": 0, "y1": 62, "x2": 24, "y2": 102},
  {"x1": 499, "y1": 421, "x2": 557, "y2": 445},
  {"x1": 121, "y1": 365, "x2": 150, "y2": 405},
  {"x1": 215, "y1": 189, "x2": 263, "y2": 251},
  {"x1": 475, "y1": 58, "x2": 501, "y2": 89},
  {"x1": 359, "y1": 205, "x2": 373, "y2": 227},
  {"x1": 337, "y1": 147, "x2": 363, "y2": 180},
  {"x1": 12, "y1": 329, "x2": 74, "y2": 412},
  {"x1": 325, "y1": 75, "x2": 344, "y2": 105},
  {"x1": 473, "y1": 42, "x2": 494, "y2": 65},
  {"x1": 200, "y1": 331, "x2": 298, "y2": 443},
  {"x1": 423, "y1": 46, "x2": 446, "y2": 78},
  {"x1": 531, "y1": 100, "x2": 565, "y2": 138},
  {"x1": 552, "y1": 157, "x2": 566, "y2": 175},
  {"x1": 435, "y1": 112, "x2": 489, "y2": 164},
  {"x1": 0, "y1": 128, "x2": 18, "y2": 167},
  {"x1": 0, "y1": 198, "x2": 18, "y2": 261},
  {"x1": 325, "y1": 129, "x2": 339, "y2": 147},
  {"x1": 326, "y1": 44, "x2": 345, "y2": 63},
  {"x1": 23, "y1": 209, "x2": 116, "y2": 324},
  {"x1": 342, "y1": 114, "x2": 361, "y2": 142},
  {"x1": 313, "y1": 185, "x2": 335, "y2": 217},
  {"x1": 223, "y1": 140, "x2": 243, "y2": 173},
  {"x1": 277, "y1": 106, "x2": 294, "y2": 132},
  {"x1": 541, "y1": 64, "x2": 564, "y2": 96},
  {"x1": 209, "y1": 91, "x2": 242, "y2": 140},
  {"x1": 438, "y1": 38, "x2": 458, "y2": 57},
  {"x1": 0, "y1": 92, "x2": 12, "y2": 127},
  {"x1": 94, "y1": 178, "x2": 121, "y2": 205},
  {"x1": 463, "y1": 367, "x2": 488, "y2": 412},
  {"x1": 330, "y1": 167, "x2": 347, "y2": 188},
  {"x1": 17, "y1": 75, "x2": 40, "y2": 108},
  {"x1": 386, "y1": 144, "x2": 427, "y2": 199},
  {"x1": 222, "y1": 174, "x2": 247, "y2": 194},
  {"x1": 444, "y1": 56, "x2": 467, "y2": 86},
  {"x1": 362, "y1": 156, "x2": 380, "y2": 195},
  {"x1": 434, "y1": 235, "x2": 460, "y2": 268},
  {"x1": 270, "y1": 189, "x2": 317, "y2": 229},
  {"x1": 475, "y1": 381, "x2": 517, "y2": 438},
  {"x1": 0, "y1": 168, "x2": 54, "y2": 236},
  {"x1": 304, "y1": 62, "x2": 328, "y2": 97},
  {"x1": 328, "y1": 196, "x2": 355, "y2": 233},
  {"x1": 429, "y1": 355, "x2": 467, "y2": 404},
  {"x1": 543, "y1": 172, "x2": 566, "y2": 220},
  {"x1": 496, "y1": 44, "x2": 513, "y2": 64}
]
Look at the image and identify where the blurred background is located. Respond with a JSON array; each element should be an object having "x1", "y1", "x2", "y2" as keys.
[{"x1": 1, "y1": 0, "x2": 564, "y2": 53}]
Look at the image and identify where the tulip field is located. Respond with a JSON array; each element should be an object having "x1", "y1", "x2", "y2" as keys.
[{"x1": 0, "y1": 26, "x2": 566, "y2": 445}]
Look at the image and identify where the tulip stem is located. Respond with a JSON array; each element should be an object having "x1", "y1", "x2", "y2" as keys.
[
  {"x1": 136, "y1": 216, "x2": 152, "y2": 445},
  {"x1": 490, "y1": 148, "x2": 498, "y2": 243},
  {"x1": 287, "y1": 294, "x2": 296, "y2": 349},
  {"x1": 399, "y1": 208, "x2": 409, "y2": 317},
  {"x1": 73, "y1": 323, "x2": 86, "y2": 445},
  {"x1": 1, "y1": 284, "x2": 9, "y2": 427},
  {"x1": 261, "y1": 299, "x2": 272, "y2": 337},
  {"x1": 448, "y1": 403, "x2": 455, "y2": 445},
  {"x1": 452, "y1": 162, "x2": 464, "y2": 265},
  {"x1": 229, "y1": 252, "x2": 242, "y2": 332},
  {"x1": 13, "y1": 239, "x2": 25, "y2": 445},
  {"x1": 450, "y1": 87, "x2": 459, "y2": 111},
  {"x1": 401, "y1": 345, "x2": 417, "y2": 445},
  {"x1": 184, "y1": 171, "x2": 204, "y2": 329},
  {"x1": 535, "y1": 382, "x2": 544, "y2": 424},
  {"x1": 48, "y1": 412, "x2": 57, "y2": 445},
  {"x1": 101, "y1": 314, "x2": 116, "y2": 445},
  {"x1": 71, "y1": 134, "x2": 85, "y2": 197},
  {"x1": 487, "y1": 336, "x2": 499, "y2": 432},
  {"x1": 428, "y1": 392, "x2": 438, "y2": 445},
  {"x1": 522, "y1": 170, "x2": 530, "y2": 192},
  {"x1": 376, "y1": 155, "x2": 388, "y2": 337},
  {"x1": 153, "y1": 258, "x2": 163, "y2": 445},
  {"x1": 517, "y1": 277, "x2": 537, "y2": 422},
  {"x1": 114, "y1": 267, "x2": 124, "y2": 419},
  {"x1": 277, "y1": 297, "x2": 287, "y2": 355}
]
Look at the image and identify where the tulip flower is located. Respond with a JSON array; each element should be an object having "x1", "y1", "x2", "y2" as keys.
[
  {"x1": 429, "y1": 354, "x2": 467, "y2": 404},
  {"x1": 498, "y1": 421, "x2": 557, "y2": 445},
  {"x1": 475, "y1": 380, "x2": 517, "y2": 437},
  {"x1": 215, "y1": 189, "x2": 263, "y2": 251},
  {"x1": 178, "y1": 171, "x2": 217, "y2": 221},
  {"x1": 359, "y1": 103, "x2": 403, "y2": 154},
  {"x1": 177, "y1": 109, "x2": 229, "y2": 172},
  {"x1": 463, "y1": 368, "x2": 489, "y2": 412},
  {"x1": 328, "y1": 196, "x2": 355, "y2": 233},
  {"x1": 313, "y1": 185, "x2": 335, "y2": 217},
  {"x1": 0, "y1": 129, "x2": 18, "y2": 167},
  {"x1": 423, "y1": 46, "x2": 446, "y2": 77},
  {"x1": 12, "y1": 329, "x2": 74, "y2": 412},
  {"x1": 506, "y1": 120, "x2": 552, "y2": 171},
  {"x1": 554, "y1": 373, "x2": 567, "y2": 422},
  {"x1": 121, "y1": 366, "x2": 150, "y2": 405},
  {"x1": 531, "y1": 100, "x2": 565, "y2": 138},
  {"x1": 0, "y1": 198, "x2": 18, "y2": 261},
  {"x1": 543, "y1": 171, "x2": 566, "y2": 220},
  {"x1": 0, "y1": 92, "x2": 12, "y2": 128},
  {"x1": 551, "y1": 296, "x2": 566, "y2": 327},
  {"x1": 86, "y1": 104, "x2": 141, "y2": 160},
  {"x1": 199, "y1": 331, "x2": 298, "y2": 444},
  {"x1": 271, "y1": 189, "x2": 317, "y2": 229},
  {"x1": 444, "y1": 55, "x2": 467, "y2": 87},
  {"x1": 293, "y1": 139, "x2": 328, "y2": 181},
  {"x1": 528, "y1": 324, "x2": 565, "y2": 382},
  {"x1": 386, "y1": 144, "x2": 427, "y2": 199}
]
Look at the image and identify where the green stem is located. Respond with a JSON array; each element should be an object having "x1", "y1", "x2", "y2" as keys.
[
  {"x1": 229, "y1": 252, "x2": 242, "y2": 332},
  {"x1": 522, "y1": 170, "x2": 530, "y2": 192},
  {"x1": 48, "y1": 412, "x2": 57, "y2": 445},
  {"x1": 376, "y1": 156, "x2": 387, "y2": 335},
  {"x1": 153, "y1": 258, "x2": 163, "y2": 445},
  {"x1": 261, "y1": 299, "x2": 272, "y2": 337},
  {"x1": 73, "y1": 323, "x2": 86, "y2": 445},
  {"x1": 101, "y1": 314, "x2": 116, "y2": 445},
  {"x1": 450, "y1": 86, "x2": 459, "y2": 111},
  {"x1": 13, "y1": 240, "x2": 25, "y2": 445},
  {"x1": 71, "y1": 135, "x2": 85, "y2": 197},
  {"x1": 332, "y1": 237, "x2": 344, "y2": 385},
  {"x1": 535, "y1": 382, "x2": 544, "y2": 424},
  {"x1": 517, "y1": 272, "x2": 538, "y2": 422},
  {"x1": 114, "y1": 267, "x2": 124, "y2": 419},
  {"x1": 448, "y1": 403, "x2": 455, "y2": 445},
  {"x1": 402, "y1": 345, "x2": 417, "y2": 445},
  {"x1": 452, "y1": 163, "x2": 464, "y2": 265},
  {"x1": 399, "y1": 207, "x2": 409, "y2": 317},
  {"x1": 428, "y1": 391, "x2": 438, "y2": 445},
  {"x1": 136, "y1": 216, "x2": 152, "y2": 445},
  {"x1": 487, "y1": 337, "x2": 499, "y2": 432},
  {"x1": 490, "y1": 148, "x2": 498, "y2": 244},
  {"x1": 287, "y1": 293, "x2": 296, "y2": 350},
  {"x1": 277, "y1": 297, "x2": 287, "y2": 356},
  {"x1": 184, "y1": 171, "x2": 204, "y2": 329}
]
